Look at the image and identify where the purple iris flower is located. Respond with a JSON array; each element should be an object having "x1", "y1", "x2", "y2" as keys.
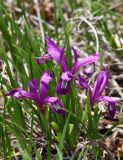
[
  {"x1": 78, "y1": 68, "x2": 118, "y2": 119},
  {"x1": 5, "y1": 71, "x2": 65, "y2": 117},
  {"x1": 45, "y1": 36, "x2": 99, "y2": 95}
]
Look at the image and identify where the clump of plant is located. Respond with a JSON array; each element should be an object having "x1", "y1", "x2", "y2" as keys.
[{"x1": 5, "y1": 36, "x2": 118, "y2": 159}]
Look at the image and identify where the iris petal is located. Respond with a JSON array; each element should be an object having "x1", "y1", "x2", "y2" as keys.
[
  {"x1": 61, "y1": 71, "x2": 73, "y2": 81},
  {"x1": 83, "y1": 63, "x2": 95, "y2": 76},
  {"x1": 56, "y1": 79, "x2": 70, "y2": 95},
  {"x1": 5, "y1": 88, "x2": 34, "y2": 99},
  {"x1": 43, "y1": 97, "x2": 65, "y2": 116},
  {"x1": 91, "y1": 68, "x2": 108, "y2": 105},
  {"x1": 77, "y1": 75, "x2": 90, "y2": 91},
  {"x1": 40, "y1": 71, "x2": 52, "y2": 99},
  {"x1": 29, "y1": 79, "x2": 38, "y2": 95},
  {"x1": 56, "y1": 71, "x2": 73, "y2": 95},
  {"x1": 46, "y1": 36, "x2": 68, "y2": 72},
  {"x1": 46, "y1": 36, "x2": 61, "y2": 63},
  {"x1": 73, "y1": 54, "x2": 99, "y2": 74},
  {"x1": 97, "y1": 95, "x2": 117, "y2": 118}
]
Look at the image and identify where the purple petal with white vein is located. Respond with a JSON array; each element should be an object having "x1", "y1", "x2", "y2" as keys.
[
  {"x1": 56, "y1": 78, "x2": 71, "y2": 95},
  {"x1": 97, "y1": 95, "x2": 118, "y2": 118},
  {"x1": 83, "y1": 63, "x2": 95, "y2": 76},
  {"x1": 73, "y1": 54, "x2": 99, "y2": 74},
  {"x1": 43, "y1": 97, "x2": 65, "y2": 116},
  {"x1": 56, "y1": 71, "x2": 73, "y2": 95}
]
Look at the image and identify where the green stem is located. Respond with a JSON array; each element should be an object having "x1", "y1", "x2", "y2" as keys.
[{"x1": 47, "y1": 109, "x2": 51, "y2": 160}]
